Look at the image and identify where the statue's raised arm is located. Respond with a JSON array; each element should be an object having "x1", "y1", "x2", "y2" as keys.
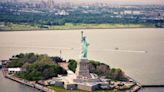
[{"x1": 81, "y1": 31, "x2": 84, "y2": 42}]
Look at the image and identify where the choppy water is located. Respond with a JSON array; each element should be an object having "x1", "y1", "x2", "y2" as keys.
[{"x1": 0, "y1": 28, "x2": 164, "y2": 92}]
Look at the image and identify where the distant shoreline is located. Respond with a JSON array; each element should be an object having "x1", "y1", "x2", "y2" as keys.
[
  {"x1": 0, "y1": 27, "x2": 162, "y2": 32},
  {"x1": 0, "y1": 23, "x2": 160, "y2": 32}
]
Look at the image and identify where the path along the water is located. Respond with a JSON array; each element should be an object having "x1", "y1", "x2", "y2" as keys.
[{"x1": 1, "y1": 67, "x2": 55, "y2": 92}]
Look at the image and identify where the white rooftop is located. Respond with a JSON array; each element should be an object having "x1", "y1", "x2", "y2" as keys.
[{"x1": 8, "y1": 68, "x2": 21, "y2": 71}]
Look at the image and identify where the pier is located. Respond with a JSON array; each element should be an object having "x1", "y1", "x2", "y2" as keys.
[
  {"x1": 125, "y1": 75, "x2": 142, "y2": 92},
  {"x1": 142, "y1": 85, "x2": 164, "y2": 88}
]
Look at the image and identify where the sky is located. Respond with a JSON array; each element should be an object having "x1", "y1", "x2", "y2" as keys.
[{"x1": 3, "y1": 0, "x2": 164, "y2": 5}]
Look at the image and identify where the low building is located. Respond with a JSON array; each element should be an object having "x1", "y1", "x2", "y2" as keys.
[
  {"x1": 100, "y1": 78, "x2": 111, "y2": 84},
  {"x1": 8, "y1": 68, "x2": 25, "y2": 73},
  {"x1": 100, "y1": 82, "x2": 110, "y2": 90},
  {"x1": 49, "y1": 80, "x2": 64, "y2": 87},
  {"x1": 38, "y1": 80, "x2": 49, "y2": 86},
  {"x1": 1, "y1": 60, "x2": 11, "y2": 65},
  {"x1": 64, "y1": 83, "x2": 77, "y2": 90},
  {"x1": 77, "y1": 83, "x2": 100, "y2": 92}
]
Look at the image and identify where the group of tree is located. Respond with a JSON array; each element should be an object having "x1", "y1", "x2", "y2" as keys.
[
  {"x1": 7, "y1": 53, "x2": 128, "y2": 81},
  {"x1": 68, "y1": 59, "x2": 128, "y2": 81},
  {"x1": 0, "y1": 7, "x2": 162, "y2": 28},
  {"x1": 7, "y1": 53, "x2": 67, "y2": 81},
  {"x1": 89, "y1": 60, "x2": 128, "y2": 81}
]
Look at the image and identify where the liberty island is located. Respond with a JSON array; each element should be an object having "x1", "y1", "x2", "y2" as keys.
[{"x1": 0, "y1": 31, "x2": 142, "y2": 92}]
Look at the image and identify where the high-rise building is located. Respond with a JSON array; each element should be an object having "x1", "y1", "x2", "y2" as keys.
[{"x1": 47, "y1": 0, "x2": 55, "y2": 8}]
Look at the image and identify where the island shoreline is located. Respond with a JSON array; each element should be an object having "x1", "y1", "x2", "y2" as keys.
[{"x1": 1, "y1": 63, "x2": 142, "y2": 92}]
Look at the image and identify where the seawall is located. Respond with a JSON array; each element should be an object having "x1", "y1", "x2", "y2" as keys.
[{"x1": 2, "y1": 67, "x2": 55, "y2": 92}]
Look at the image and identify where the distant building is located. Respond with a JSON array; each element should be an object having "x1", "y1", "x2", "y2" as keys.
[
  {"x1": 55, "y1": 10, "x2": 69, "y2": 16},
  {"x1": 124, "y1": 10, "x2": 132, "y2": 15},
  {"x1": 0, "y1": 22, "x2": 5, "y2": 27},
  {"x1": 132, "y1": 11, "x2": 141, "y2": 15}
]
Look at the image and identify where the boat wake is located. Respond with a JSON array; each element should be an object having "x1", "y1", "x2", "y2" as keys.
[{"x1": 0, "y1": 46, "x2": 147, "y2": 54}]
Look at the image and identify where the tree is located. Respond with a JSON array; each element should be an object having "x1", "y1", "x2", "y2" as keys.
[
  {"x1": 7, "y1": 53, "x2": 38, "y2": 68},
  {"x1": 51, "y1": 56, "x2": 64, "y2": 63},
  {"x1": 88, "y1": 63, "x2": 96, "y2": 73},
  {"x1": 43, "y1": 67, "x2": 57, "y2": 79},
  {"x1": 34, "y1": 54, "x2": 54, "y2": 65},
  {"x1": 88, "y1": 60, "x2": 128, "y2": 81},
  {"x1": 68, "y1": 59, "x2": 77, "y2": 73},
  {"x1": 110, "y1": 68, "x2": 128, "y2": 81},
  {"x1": 96, "y1": 64, "x2": 110, "y2": 75},
  {"x1": 12, "y1": 53, "x2": 68, "y2": 81}
]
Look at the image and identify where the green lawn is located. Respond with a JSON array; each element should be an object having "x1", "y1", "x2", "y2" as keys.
[
  {"x1": 49, "y1": 23, "x2": 145, "y2": 30},
  {"x1": 48, "y1": 86, "x2": 125, "y2": 92},
  {"x1": 0, "y1": 23, "x2": 149, "y2": 31},
  {"x1": 48, "y1": 86, "x2": 88, "y2": 92},
  {"x1": 96, "y1": 90, "x2": 124, "y2": 92},
  {"x1": 0, "y1": 23, "x2": 39, "y2": 31}
]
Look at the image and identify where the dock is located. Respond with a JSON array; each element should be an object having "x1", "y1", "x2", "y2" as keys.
[
  {"x1": 126, "y1": 75, "x2": 142, "y2": 92},
  {"x1": 142, "y1": 85, "x2": 164, "y2": 88},
  {"x1": 128, "y1": 85, "x2": 141, "y2": 92}
]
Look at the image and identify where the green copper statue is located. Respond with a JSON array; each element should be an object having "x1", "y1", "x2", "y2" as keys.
[{"x1": 80, "y1": 31, "x2": 89, "y2": 59}]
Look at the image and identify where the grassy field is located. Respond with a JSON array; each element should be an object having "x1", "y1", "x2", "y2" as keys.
[
  {"x1": 0, "y1": 23, "x2": 150, "y2": 31},
  {"x1": 0, "y1": 23, "x2": 39, "y2": 31},
  {"x1": 48, "y1": 86, "x2": 125, "y2": 92},
  {"x1": 49, "y1": 23, "x2": 146, "y2": 30}
]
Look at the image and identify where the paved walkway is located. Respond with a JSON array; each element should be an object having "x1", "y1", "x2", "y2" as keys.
[{"x1": 2, "y1": 68, "x2": 55, "y2": 92}]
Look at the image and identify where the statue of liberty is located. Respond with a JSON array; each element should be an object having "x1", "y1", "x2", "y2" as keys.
[{"x1": 80, "y1": 31, "x2": 89, "y2": 59}]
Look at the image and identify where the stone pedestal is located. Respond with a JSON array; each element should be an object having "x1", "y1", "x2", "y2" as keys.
[
  {"x1": 74, "y1": 59, "x2": 100, "y2": 82},
  {"x1": 75, "y1": 59, "x2": 92, "y2": 79}
]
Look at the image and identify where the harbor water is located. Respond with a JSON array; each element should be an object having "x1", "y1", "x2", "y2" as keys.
[{"x1": 0, "y1": 28, "x2": 164, "y2": 92}]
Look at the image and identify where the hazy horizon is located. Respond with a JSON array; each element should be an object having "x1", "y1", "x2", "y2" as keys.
[{"x1": 1, "y1": 0, "x2": 164, "y2": 5}]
